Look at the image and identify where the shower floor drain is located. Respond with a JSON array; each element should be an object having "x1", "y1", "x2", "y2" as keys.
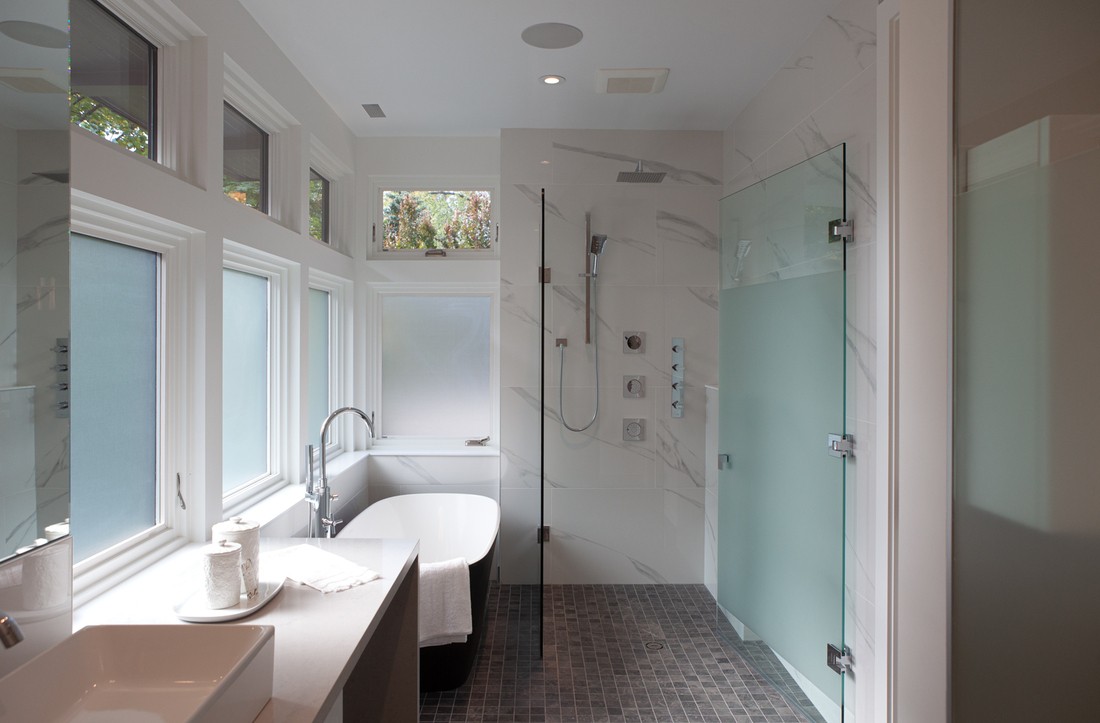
[{"x1": 644, "y1": 641, "x2": 665, "y2": 651}]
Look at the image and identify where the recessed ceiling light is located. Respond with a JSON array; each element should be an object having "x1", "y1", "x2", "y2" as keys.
[
  {"x1": 540, "y1": 160, "x2": 551, "y2": 165},
  {"x1": 540, "y1": 75, "x2": 565, "y2": 85},
  {"x1": 521, "y1": 22, "x2": 583, "y2": 50},
  {"x1": 0, "y1": 21, "x2": 68, "y2": 49}
]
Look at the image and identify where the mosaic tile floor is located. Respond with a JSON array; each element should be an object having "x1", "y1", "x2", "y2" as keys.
[{"x1": 419, "y1": 584, "x2": 822, "y2": 723}]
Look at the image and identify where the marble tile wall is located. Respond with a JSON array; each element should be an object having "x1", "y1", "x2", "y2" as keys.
[
  {"x1": 721, "y1": 0, "x2": 877, "y2": 719},
  {"x1": 499, "y1": 129, "x2": 722, "y2": 586},
  {"x1": 0, "y1": 128, "x2": 69, "y2": 560},
  {"x1": 15, "y1": 130, "x2": 70, "y2": 552}
]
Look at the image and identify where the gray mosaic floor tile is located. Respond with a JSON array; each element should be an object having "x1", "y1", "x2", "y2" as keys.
[{"x1": 420, "y1": 584, "x2": 823, "y2": 722}]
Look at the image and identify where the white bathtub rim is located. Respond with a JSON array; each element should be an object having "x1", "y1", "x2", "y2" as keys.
[{"x1": 339, "y1": 493, "x2": 499, "y2": 565}]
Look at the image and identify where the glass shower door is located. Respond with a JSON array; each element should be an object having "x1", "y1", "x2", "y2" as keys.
[{"x1": 717, "y1": 145, "x2": 847, "y2": 720}]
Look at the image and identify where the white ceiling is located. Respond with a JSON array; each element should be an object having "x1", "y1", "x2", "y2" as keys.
[{"x1": 237, "y1": 0, "x2": 838, "y2": 137}]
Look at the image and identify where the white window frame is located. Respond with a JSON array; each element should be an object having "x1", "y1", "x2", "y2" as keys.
[
  {"x1": 223, "y1": 54, "x2": 299, "y2": 225},
  {"x1": 308, "y1": 134, "x2": 353, "y2": 252},
  {"x1": 222, "y1": 241, "x2": 295, "y2": 514},
  {"x1": 367, "y1": 281, "x2": 499, "y2": 448},
  {"x1": 307, "y1": 270, "x2": 352, "y2": 464},
  {"x1": 70, "y1": 190, "x2": 196, "y2": 599},
  {"x1": 81, "y1": 0, "x2": 205, "y2": 181},
  {"x1": 367, "y1": 176, "x2": 499, "y2": 259},
  {"x1": 70, "y1": 0, "x2": 159, "y2": 161}
]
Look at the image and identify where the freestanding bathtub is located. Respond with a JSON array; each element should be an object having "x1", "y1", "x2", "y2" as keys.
[{"x1": 338, "y1": 493, "x2": 500, "y2": 691}]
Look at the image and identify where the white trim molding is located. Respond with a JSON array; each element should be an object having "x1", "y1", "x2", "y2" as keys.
[
  {"x1": 223, "y1": 54, "x2": 302, "y2": 230},
  {"x1": 892, "y1": 0, "x2": 954, "y2": 721},
  {"x1": 221, "y1": 240, "x2": 301, "y2": 515},
  {"x1": 366, "y1": 281, "x2": 500, "y2": 448},
  {"x1": 69, "y1": 190, "x2": 201, "y2": 597}
]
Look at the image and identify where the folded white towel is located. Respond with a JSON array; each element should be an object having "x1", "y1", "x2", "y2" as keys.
[
  {"x1": 419, "y1": 557, "x2": 472, "y2": 647},
  {"x1": 261, "y1": 544, "x2": 381, "y2": 593}
]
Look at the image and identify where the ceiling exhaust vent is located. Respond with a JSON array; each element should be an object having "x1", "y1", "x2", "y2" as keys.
[
  {"x1": 596, "y1": 68, "x2": 669, "y2": 95},
  {"x1": 361, "y1": 103, "x2": 386, "y2": 118},
  {"x1": 0, "y1": 67, "x2": 66, "y2": 94}
]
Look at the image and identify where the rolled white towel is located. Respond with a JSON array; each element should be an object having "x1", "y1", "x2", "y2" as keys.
[
  {"x1": 261, "y1": 544, "x2": 381, "y2": 593},
  {"x1": 419, "y1": 557, "x2": 471, "y2": 647}
]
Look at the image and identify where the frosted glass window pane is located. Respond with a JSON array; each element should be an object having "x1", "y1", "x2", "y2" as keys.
[
  {"x1": 223, "y1": 268, "x2": 269, "y2": 493},
  {"x1": 70, "y1": 233, "x2": 158, "y2": 562},
  {"x1": 381, "y1": 295, "x2": 490, "y2": 437},
  {"x1": 308, "y1": 288, "x2": 330, "y2": 448}
]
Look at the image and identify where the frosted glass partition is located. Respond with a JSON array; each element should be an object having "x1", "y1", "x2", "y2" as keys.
[
  {"x1": 222, "y1": 268, "x2": 270, "y2": 493},
  {"x1": 953, "y1": 1, "x2": 1100, "y2": 718},
  {"x1": 717, "y1": 145, "x2": 846, "y2": 715},
  {"x1": 71, "y1": 234, "x2": 158, "y2": 561},
  {"x1": 381, "y1": 295, "x2": 490, "y2": 438},
  {"x1": 308, "y1": 288, "x2": 330, "y2": 448}
]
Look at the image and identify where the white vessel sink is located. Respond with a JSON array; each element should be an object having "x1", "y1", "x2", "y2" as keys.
[{"x1": 0, "y1": 624, "x2": 274, "y2": 722}]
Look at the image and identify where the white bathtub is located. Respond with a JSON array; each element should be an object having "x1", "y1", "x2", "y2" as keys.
[
  {"x1": 338, "y1": 493, "x2": 500, "y2": 691},
  {"x1": 339, "y1": 492, "x2": 499, "y2": 564}
]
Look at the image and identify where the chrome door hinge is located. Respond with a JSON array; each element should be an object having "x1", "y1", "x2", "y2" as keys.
[
  {"x1": 827, "y1": 433, "x2": 854, "y2": 458},
  {"x1": 828, "y1": 218, "x2": 854, "y2": 243},
  {"x1": 827, "y1": 643, "x2": 853, "y2": 675},
  {"x1": 538, "y1": 267, "x2": 551, "y2": 284},
  {"x1": 536, "y1": 525, "x2": 550, "y2": 543}
]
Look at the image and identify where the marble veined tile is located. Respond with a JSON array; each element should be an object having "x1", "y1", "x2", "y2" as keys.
[
  {"x1": 546, "y1": 488, "x2": 702, "y2": 584},
  {"x1": 656, "y1": 188, "x2": 722, "y2": 288},
  {"x1": 728, "y1": 0, "x2": 875, "y2": 171},
  {"x1": 547, "y1": 130, "x2": 722, "y2": 187},
  {"x1": 656, "y1": 387, "x2": 707, "y2": 494}
]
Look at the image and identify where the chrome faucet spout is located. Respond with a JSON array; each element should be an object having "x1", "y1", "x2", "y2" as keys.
[
  {"x1": 0, "y1": 608, "x2": 23, "y2": 648},
  {"x1": 308, "y1": 406, "x2": 375, "y2": 538}
]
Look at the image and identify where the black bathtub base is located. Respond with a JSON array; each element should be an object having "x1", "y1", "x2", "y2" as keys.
[{"x1": 419, "y1": 541, "x2": 496, "y2": 692}]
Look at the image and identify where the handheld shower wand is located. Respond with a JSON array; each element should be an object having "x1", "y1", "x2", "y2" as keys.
[
  {"x1": 559, "y1": 215, "x2": 608, "y2": 432},
  {"x1": 589, "y1": 234, "x2": 608, "y2": 277}
]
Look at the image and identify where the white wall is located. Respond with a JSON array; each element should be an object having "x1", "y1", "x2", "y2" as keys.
[{"x1": 722, "y1": 0, "x2": 878, "y2": 719}]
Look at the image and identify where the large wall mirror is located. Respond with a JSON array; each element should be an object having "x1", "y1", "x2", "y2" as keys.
[{"x1": 0, "y1": 0, "x2": 70, "y2": 562}]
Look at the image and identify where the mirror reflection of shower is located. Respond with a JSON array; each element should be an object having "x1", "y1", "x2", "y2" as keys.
[{"x1": 557, "y1": 212, "x2": 608, "y2": 432}]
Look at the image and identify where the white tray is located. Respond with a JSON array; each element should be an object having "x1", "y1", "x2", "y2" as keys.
[{"x1": 174, "y1": 577, "x2": 285, "y2": 623}]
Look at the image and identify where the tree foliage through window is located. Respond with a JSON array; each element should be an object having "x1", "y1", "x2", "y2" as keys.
[
  {"x1": 70, "y1": 91, "x2": 150, "y2": 156},
  {"x1": 382, "y1": 190, "x2": 492, "y2": 251}
]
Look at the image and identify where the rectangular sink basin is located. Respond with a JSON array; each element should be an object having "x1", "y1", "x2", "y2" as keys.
[{"x1": 0, "y1": 624, "x2": 274, "y2": 722}]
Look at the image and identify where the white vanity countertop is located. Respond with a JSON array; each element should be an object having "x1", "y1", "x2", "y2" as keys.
[{"x1": 75, "y1": 537, "x2": 419, "y2": 723}]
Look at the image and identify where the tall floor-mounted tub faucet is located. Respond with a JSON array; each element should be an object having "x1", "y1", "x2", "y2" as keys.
[{"x1": 305, "y1": 406, "x2": 375, "y2": 538}]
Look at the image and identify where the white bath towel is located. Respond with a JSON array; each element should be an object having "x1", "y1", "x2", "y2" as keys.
[
  {"x1": 261, "y1": 544, "x2": 381, "y2": 593},
  {"x1": 419, "y1": 557, "x2": 472, "y2": 647}
]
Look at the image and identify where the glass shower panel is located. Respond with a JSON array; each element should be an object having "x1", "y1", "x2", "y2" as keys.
[
  {"x1": 717, "y1": 145, "x2": 846, "y2": 717},
  {"x1": 953, "y1": 1, "x2": 1100, "y2": 719}
]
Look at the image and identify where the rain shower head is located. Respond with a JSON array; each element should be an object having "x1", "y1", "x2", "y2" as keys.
[{"x1": 617, "y1": 160, "x2": 666, "y2": 184}]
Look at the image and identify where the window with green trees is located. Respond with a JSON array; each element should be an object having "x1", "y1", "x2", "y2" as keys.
[
  {"x1": 70, "y1": 0, "x2": 157, "y2": 158},
  {"x1": 223, "y1": 103, "x2": 268, "y2": 212},
  {"x1": 309, "y1": 169, "x2": 330, "y2": 243},
  {"x1": 381, "y1": 190, "x2": 492, "y2": 251}
]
